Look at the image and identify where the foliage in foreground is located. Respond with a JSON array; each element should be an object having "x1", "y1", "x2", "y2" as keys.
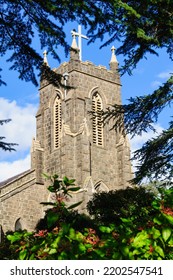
[
  {"x1": 0, "y1": 175, "x2": 173, "y2": 260},
  {"x1": 87, "y1": 187, "x2": 156, "y2": 227},
  {"x1": 103, "y1": 75, "x2": 173, "y2": 184},
  {"x1": 0, "y1": 119, "x2": 17, "y2": 152}
]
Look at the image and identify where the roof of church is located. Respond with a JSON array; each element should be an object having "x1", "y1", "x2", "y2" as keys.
[{"x1": 0, "y1": 169, "x2": 31, "y2": 189}]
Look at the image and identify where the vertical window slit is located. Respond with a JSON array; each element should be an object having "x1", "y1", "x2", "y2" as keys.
[
  {"x1": 54, "y1": 96, "x2": 62, "y2": 148},
  {"x1": 92, "y1": 92, "x2": 103, "y2": 146}
]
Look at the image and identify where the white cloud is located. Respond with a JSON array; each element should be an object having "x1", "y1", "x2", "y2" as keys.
[
  {"x1": 130, "y1": 124, "x2": 163, "y2": 153},
  {"x1": 0, "y1": 153, "x2": 31, "y2": 182},
  {"x1": 129, "y1": 124, "x2": 164, "y2": 173},
  {"x1": 157, "y1": 70, "x2": 172, "y2": 79},
  {"x1": 0, "y1": 98, "x2": 37, "y2": 181},
  {"x1": 151, "y1": 70, "x2": 173, "y2": 89},
  {"x1": 151, "y1": 81, "x2": 162, "y2": 88},
  {"x1": 0, "y1": 98, "x2": 37, "y2": 160}
]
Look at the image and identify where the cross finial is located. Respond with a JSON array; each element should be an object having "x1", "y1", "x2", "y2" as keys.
[
  {"x1": 43, "y1": 50, "x2": 49, "y2": 66},
  {"x1": 110, "y1": 46, "x2": 118, "y2": 63},
  {"x1": 71, "y1": 25, "x2": 89, "y2": 61}
]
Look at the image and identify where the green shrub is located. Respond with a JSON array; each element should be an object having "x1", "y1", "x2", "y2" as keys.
[
  {"x1": 87, "y1": 187, "x2": 156, "y2": 228},
  {"x1": 1, "y1": 177, "x2": 173, "y2": 260}
]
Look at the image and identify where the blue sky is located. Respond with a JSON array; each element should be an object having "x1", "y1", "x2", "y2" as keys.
[{"x1": 0, "y1": 23, "x2": 172, "y2": 181}]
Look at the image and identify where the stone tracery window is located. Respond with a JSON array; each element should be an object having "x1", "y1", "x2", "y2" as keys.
[
  {"x1": 54, "y1": 95, "x2": 62, "y2": 149},
  {"x1": 92, "y1": 92, "x2": 103, "y2": 146}
]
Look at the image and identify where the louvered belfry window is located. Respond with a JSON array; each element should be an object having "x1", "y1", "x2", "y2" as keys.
[
  {"x1": 54, "y1": 96, "x2": 62, "y2": 148},
  {"x1": 92, "y1": 92, "x2": 103, "y2": 146}
]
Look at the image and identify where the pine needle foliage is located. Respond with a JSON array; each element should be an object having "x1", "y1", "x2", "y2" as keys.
[{"x1": 0, "y1": 119, "x2": 17, "y2": 151}]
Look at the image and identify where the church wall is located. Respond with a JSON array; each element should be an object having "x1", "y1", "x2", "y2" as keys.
[
  {"x1": 67, "y1": 68, "x2": 121, "y2": 189},
  {"x1": 0, "y1": 170, "x2": 48, "y2": 232}
]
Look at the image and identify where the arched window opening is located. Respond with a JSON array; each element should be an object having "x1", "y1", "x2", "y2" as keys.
[
  {"x1": 92, "y1": 92, "x2": 103, "y2": 146},
  {"x1": 54, "y1": 95, "x2": 62, "y2": 149},
  {"x1": 0, "y1": 225, "x2": 4, "y2": 242},
  {"x1": 15, "y1": 218, "x2": 22, "y2": 231}
]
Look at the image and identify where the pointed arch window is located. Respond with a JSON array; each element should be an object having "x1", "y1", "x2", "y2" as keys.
[
  {"x1": 54, "y1": 95, "x2": 62, "y2": 149},
  {"x1": 15, "y1": 218, "x2": 22, "y2": 231},
  {"x1": 92, "y1": 92, "x2": 103, "y2": 146}
]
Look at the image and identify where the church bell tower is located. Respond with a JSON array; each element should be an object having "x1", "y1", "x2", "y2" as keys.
[{"x1": 31, "y1": 28, "x2": 132, "y2": 209}]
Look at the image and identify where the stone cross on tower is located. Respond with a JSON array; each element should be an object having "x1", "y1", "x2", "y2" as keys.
[{"x1": 71, "y1": 25, "x2": 89, "y2": 61}]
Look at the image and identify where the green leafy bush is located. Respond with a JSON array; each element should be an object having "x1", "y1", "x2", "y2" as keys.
[
  {"x1": 35, "y1": 174, "x2": 95, "y2": 232},
  {"x1": 1, "y1": 176, "x2": 173, "y2": 260},
  {"x1": 87, "y1": 187, "x2": 156, "y2": 228}
]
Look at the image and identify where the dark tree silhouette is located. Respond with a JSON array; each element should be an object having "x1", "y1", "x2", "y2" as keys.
[{"x1": 0, "y1": 119, "x2": 17, "y2": 151}]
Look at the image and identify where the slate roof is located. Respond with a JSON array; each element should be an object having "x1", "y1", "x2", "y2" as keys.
[{"x1": 0, "y1": 169, "x2": 31, "y2": 189}]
